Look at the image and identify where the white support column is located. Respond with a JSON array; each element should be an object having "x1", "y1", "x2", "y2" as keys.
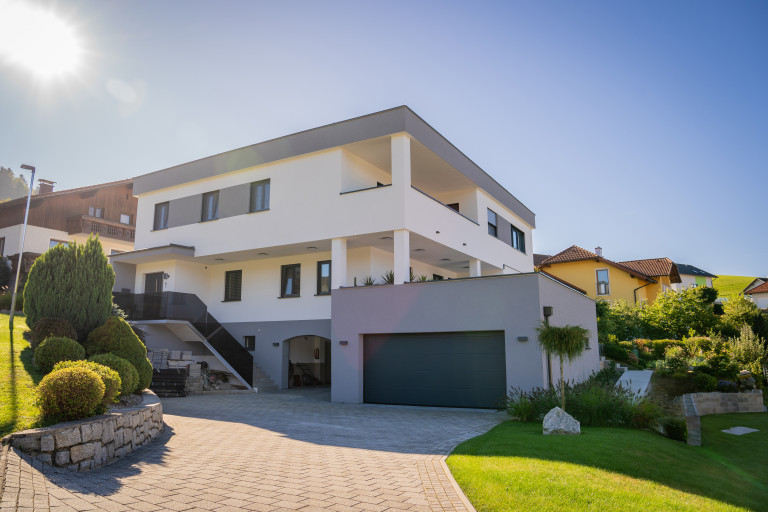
[
  {"x1": 394, "y1": 229, "x2": 410, "y2": 285},
  {"x1": 391, "y1": 134, "x2": 411, "y2": 192},
  {"x1": 331, "y1": 237, "x2": 347, "y2": 289},
  {"x1": 469, "y1": 259, "x2": 482, "y2": 278}
]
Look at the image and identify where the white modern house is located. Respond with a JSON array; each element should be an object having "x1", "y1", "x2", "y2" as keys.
[
  {"x1": 111, "y1": 106, "x2": 599, "y2": 408},
  {"x1": 671, "y1": 263, "x2": 717, "y2": 291}
]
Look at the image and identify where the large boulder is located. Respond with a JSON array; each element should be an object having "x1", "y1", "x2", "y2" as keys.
[{"x1": 543, "y1": 407, "x2": 581, "y2": 435}]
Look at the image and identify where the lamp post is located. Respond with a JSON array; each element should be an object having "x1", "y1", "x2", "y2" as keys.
[{"x1": 9, "y1": 164, "x2": 36, "y2": 332}]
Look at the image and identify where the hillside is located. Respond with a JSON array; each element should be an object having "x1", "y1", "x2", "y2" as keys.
[{"x1": 713, "y1": 275, "x2": 760, "y2": 300}]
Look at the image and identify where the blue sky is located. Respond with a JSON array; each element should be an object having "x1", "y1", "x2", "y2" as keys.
[{"x1": 1, "y1": 1, "x2": 766, "y2": 276}]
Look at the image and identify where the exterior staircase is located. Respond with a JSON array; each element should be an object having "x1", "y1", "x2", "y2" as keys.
[{"x1": 252, "y1": 363, "x2": 278, "y2": 392}]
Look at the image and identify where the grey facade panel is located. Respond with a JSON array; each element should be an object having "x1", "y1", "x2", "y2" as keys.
[
  {"x1": 219, "y1": 183, "x2": 250, "y2": 219},
  {"x1": 133, "y1": 106, "x2": 535, "y2": 228},
  {"x1": 363, "y1": 331, "x2": 506, "y2": 408},
  {"x1": 168, "y1": 195, "x2": 202, "y2": 229},
  {"x1": 496, "y1": 216, "x2": 512, "y2": 246}
]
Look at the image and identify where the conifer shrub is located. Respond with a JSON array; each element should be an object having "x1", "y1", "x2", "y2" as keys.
[
  {"x1": 30, "y1": 317, "x2": 78, "y2": 350},
  {"x1": 89, "y1": 353, "x2": 138, "y2": 397},
  {"x1": 24, "y1": 236, "x2": 114, "y2": 340},
  {"x1": 37, "y1": 367, "x2": 105, "y2": 421},
  {"x1": 53, "y1": 360, "x2": 121, "y2": 409},
  {"x1": 34, "y1": 336, "x2": 85, "y2": 374},
  {"x1": 83, "y1": 317, "x2": 152, "y2": 392}
]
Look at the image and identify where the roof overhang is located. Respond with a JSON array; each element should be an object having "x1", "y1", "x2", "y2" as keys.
[{"x1": 109, "y1": 244, "x2": 195, "y2": 265}]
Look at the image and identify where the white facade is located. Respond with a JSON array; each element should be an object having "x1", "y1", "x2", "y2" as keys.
[
  {"x1": 672, "y1": 274, "x2": 714, "y2": 291},
  {"x1": 0, "y1": 224, "x2": 133, "y2": 260}
]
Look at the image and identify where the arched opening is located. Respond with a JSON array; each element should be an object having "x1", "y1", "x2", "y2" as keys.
[{"x1": 284, "y1": 335, "x2": 331, "y2": 388}]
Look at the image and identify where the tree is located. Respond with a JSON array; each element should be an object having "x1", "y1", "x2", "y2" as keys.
[
  {"x1": 536, "y1": 323, "x2": 591, "y2": 411},
  {"x1": 640, "y1": 288, "x2": 717, "y2": 339},
  {"x1": 24, "y1": 235, "x2": 114, "y2": 340},
  {"x1": 0, "y1": 167, "x2": 35, "y2": 202},
  {"x1": 720, "y1": 294, "x2": 761, "y2": 337}
]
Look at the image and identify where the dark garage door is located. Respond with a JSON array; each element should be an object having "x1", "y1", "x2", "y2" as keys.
[{"x1": 363, "y1": 331, "x2": 506, "y2": 408}]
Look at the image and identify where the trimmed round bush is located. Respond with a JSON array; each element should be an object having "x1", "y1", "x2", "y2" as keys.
[
  {"x1": 31, "y1": 317, "x2": 78, "y2": 350},
  {"x1": 37, "y1": 367, "x2": 105, "y2": 421},
  {"x1": 83, "y1": 317, "x2": 152, "y2": 393},
  {"x1": 53, "y1": 360, "x2": 121, "y2": 408},
  {"x1": 34, "y1": 336, "x2": 85, "y2": 374},
  {"x1": 89, "y1": 353, "x2": 138, "y2": 397}
]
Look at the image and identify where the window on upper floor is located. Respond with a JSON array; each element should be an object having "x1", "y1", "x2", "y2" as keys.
[
  {"x1": 244, "y1": 335, "x2": 255, "y2": 351},
  {"x1": 49, "y1": 239, "x2": 70, "y2": 249},
  {"x1": 487, "y1": 209, "x2": 498, "y2": 237},
  {"x1": 250, "y1": 179, "x2": 270, "y2": 213},
  {"x1": 88, "y1": 206, "x2": 103, "y2": 218},
  {"x1": 224, "y1": 270, "x2": 242, "y2": 302},
  {"x1": 317, "y1": 260, "x2": 331, "y2": 295},
  {"x1": 119, "y1": 213, "x2": 132, "y2": 225},
  {"x1": 511, "y1": 225, "x2": 526, "y2": 253},
  {"x1": 281, "y1": 264, "x2": 300, "y2": 298},
  {"x1": 201, "y1": 191, "x2": 219, "y2": 222},
  {"x1": 596, "y1": 269, "x2": 610, "y2": 296},
  {"x1": 153, "y1": 202, "x2": 169, "y2": 230}
]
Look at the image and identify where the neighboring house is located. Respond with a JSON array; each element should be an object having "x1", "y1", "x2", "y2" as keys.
[
  {"x1": 110, "y1": 106, "x2": 599, "y2": 407},
  {"x1": 743, "y1": 277, "x2": 768, "y2": 294},
  {"x1": 0, "y1": 179, "x2": 137, "y2": 280},
  {"x1": 672, "y1": 263, "x2": 717, "y2": 291},
  {"x1": 618, "y1": 257, "x2": 682, "y2": 299},
  {"x1": 537, "y1": 246, "x2": 660, "y2": 304},
  {"x1": 745, "y1": 282, "x2": 768, "y2": 309}
]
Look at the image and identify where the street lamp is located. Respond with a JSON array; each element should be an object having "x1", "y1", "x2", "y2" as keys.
[{"x1": 9, "y1": 164, "x2": 36, "y2": 331}]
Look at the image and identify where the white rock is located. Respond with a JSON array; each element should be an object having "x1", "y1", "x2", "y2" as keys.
[{"x1": 543, "y1": 407, "x2": 581, "y2": 435}]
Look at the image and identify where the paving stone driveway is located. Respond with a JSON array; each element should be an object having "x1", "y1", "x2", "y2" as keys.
[{"x1": 1, "y1": 388, "x2": 503, "y2": 512}]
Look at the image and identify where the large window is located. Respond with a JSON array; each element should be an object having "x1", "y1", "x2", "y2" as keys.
[
  {"x1": 88, "y1": 206, "x2": 103, "y2": 218},
  {"x1": 596, "y1": 269, "x2": 610, "y2": 296},
  {"x1": 281, "y1": 264, "x2": 301, "y2": 298},
  {"x1": 317, "y1": 260, "x2": 331, "y2": 295},
  {"x1": 153, "y1": 202, "x2": 169, "y2": 230},
  {"x1": 511, "y1": 225, "x2": 526, "y2": 253},
  {"x1": 487, "y1": 209, "x2": 498, "y2": 237},
  {"x1": 201, "y1": 191, "x2": 219, "y2": 222},
  {"x1": 224, "y1": 270, "x2": 242, "y2": 302},
  {"x1": 250, "y1": 179, "x2": 270, "y2": 213}
]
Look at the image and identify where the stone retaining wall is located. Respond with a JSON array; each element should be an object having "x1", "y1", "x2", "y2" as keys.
[
  {"x1": 683, "y1": 390, "x2": 764, "y2": 446},
  {"x1": 2, "y1": 391, "x2": 163, "y2": 471}
]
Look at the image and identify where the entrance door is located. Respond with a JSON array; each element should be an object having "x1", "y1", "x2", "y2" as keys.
[{"x1": 144, "y1": 272, "x2": 164, "y2": 318}]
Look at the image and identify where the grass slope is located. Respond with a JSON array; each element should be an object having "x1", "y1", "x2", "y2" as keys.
[
  {"x1": 447, "y1": 414, "x2": 767, "y2": 512},
  {"x1": 713, "y1": 275, "x2": 759, "y2": 300},
  {"x1": 0, "y1": 315, "x2": 44, "y2": 437}
]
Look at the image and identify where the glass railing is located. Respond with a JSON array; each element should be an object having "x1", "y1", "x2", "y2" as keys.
[{"x1": 113, "y1": 292, "x2": 253, "y2": 386}]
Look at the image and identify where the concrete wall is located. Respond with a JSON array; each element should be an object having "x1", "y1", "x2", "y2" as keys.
[{"x1": 330, "y1": 272, "x2": 599, "y2": 403}]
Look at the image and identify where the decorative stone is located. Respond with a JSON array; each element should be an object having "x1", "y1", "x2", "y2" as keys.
[
  {"x1": 543, "y1": 407, "x2": 581, "y2": 436},
  {"x1": 55, "y1": 451, "x2": 70, "y2": 466},
  {"x1": 55, "y1": 428, "x2": 81, "y2": 449},
  {"x1": 101, "y1": 421, "x2": 114, "y2": 444},
  {"x1": 81, "y1": 424, "x2": 93, "y2": 442},
  {"x1": 70, "y1": 443, "x2": 96, "y2": 463},
  {"x1": 36, "y1": 453, "x2": 52, "y2": 464},
  {"x1": 40, "y1": 435, "x2": 54, "y2": 452},
  {"x1": 12, "y1": 436, "x2": 39, "y2": 451}
]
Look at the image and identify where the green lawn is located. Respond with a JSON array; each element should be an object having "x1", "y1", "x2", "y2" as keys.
[
  {"x1": 0, "y1": 314, "x2": 44, "y2": 437},
  {"x1": 713, "y1": 275, "x2": 758, "y2": 300},
  {"x1": 447, "y1": 414, "x2": 767, "y2": 512}
]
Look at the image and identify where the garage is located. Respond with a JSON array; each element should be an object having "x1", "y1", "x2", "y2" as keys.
[{"x1": 363, "y1": 331, "x2": 506, "y2": 408}]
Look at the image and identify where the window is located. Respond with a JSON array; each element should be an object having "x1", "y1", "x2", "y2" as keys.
[
  {"x1": 88, "y1": 206, "x2": 103, "y2": 218},
  {"x1": 487, "y1": 209, "x2": 497, "y2": 237},
  {"x1": 596, "y1": 269, "x2": 610, "y2": 296},
  {"x1": 511, "y1": 225, "x2": 526, "y2": 253},
  {"x1": 224, "y1": 270, "x2": 242, "y2": 301},
  {"x1": 0, "y1": 237, "x2": 4, "y2": 256},
  {"x1": 446, "y1": 203, "x2": 459, "y2": 212},
  {"x1": 119, "y1": 213, "x2": 132, "y2": 224},
  {"x1": 281, "y1": 264, "x2": 300, "y2": 298},
  {"x1": 244, "y1": 336, "x2": 255, "y2": 351},
  {"x1": 49, "y1": 239, "x2": 69, "y2": 249},
  {"x1": 432, "y1": 274, "x2": 444, "y2": 281},
  {"x1": 317, "y1": 260, "x2": 331, "y2": 295},
  {"x1": 110, "y1": 249, "x2": 124, "y2": 255},
  {"x1": 154, "y1": 202, "x2": 169, "y2": 230},
  {"x1": 249, "y1": 180, "x2": 270, "y2": 213},
  {"x1": 201, "y1": 191, "x2": 219, "y2": 222}
]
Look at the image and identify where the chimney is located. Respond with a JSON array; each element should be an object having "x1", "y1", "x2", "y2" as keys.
[
  {"x1": 38, "y1": 179, "x2": 55, "y2": 194},
  {"x1": 595, "y1": 246, "x2": 603, "y2": 257}
]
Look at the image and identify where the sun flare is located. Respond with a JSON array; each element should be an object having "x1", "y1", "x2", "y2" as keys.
[{"x1": 0, "y1": 1, "x2": 84, "y2": 80}]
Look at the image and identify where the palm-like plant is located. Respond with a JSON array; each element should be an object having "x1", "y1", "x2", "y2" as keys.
[{"x1": 536, "y1": 323, "x2": 591, "y2": 411}]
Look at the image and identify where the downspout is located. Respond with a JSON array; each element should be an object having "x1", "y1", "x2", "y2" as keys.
[{"x1": 633, "y1": 281, "x2": 653, "y2": 304}]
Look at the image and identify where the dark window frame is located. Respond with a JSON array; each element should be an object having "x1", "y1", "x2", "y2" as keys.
[
  {"x1": 0, "y1": 236, "x2": 5, "y2": 256},
  {"x1": 487, "y1": 209, "x2": 498, "y2": 237},
  {"x1": 201, "y1": 191, "x2": 219, "y2": 222},
  {"x1": 511, "y1": 224, "x2": 526, "y2": 253},
  {"x1": 280, "y1": 264, "x2": 301, "y2": 298},
  {"x1": 316, "y1": 260, "x2": 331, "y2": 295},
  {"x1": 249, "y1": 179, "x2": 270, "y2": 213},
  {"x1": 244, "y1": 336, "x2": 255, "y2": 351},
  {"x1": 224, "y1": 269, "x2": 242, "y2": 302},
  {"x1": 153, "y1": 202, "x2": 169, "y2": 230}
]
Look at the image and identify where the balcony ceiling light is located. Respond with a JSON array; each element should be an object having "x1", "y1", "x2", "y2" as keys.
[
  {"x1": 413, "y1": 248, "x2": 425, "y2": 252},
  {"x1": 215, "y1": 258, "x2": 225, "y2": 261},
  {"x1": 306, "y1": 246, "x2": 318, "y2": 250},
  {"x1": 258, "y1": 252, "x2": 269, "y2": 256},
  {"x1": 379, "y1": 236, "x2": 393, "y2": 240},
  {"x1": 440, "y1": 258, "x2": 451, "y2": 261}
]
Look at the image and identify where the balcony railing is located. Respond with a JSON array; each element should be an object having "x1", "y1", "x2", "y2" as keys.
[
  {"x1": 68, "y1": 215, "x2": 135, "y2": 242},
  {"x1": 113, "y1": 291, "x2": 253, "y2": 386}
]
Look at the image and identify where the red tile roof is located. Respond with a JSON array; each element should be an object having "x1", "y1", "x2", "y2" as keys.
[
  {"x1": 619, "y1": 257, "x2": 682, "y2": 284},
  {"x1": 745, "y1": 281, "x2": 768, "y2": 294},
  {"x1": 538, "y1": 245, "x2": 656, "y2": 282}
]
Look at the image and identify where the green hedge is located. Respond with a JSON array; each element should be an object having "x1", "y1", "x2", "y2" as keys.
[
  {"x1": 83, "y1": 317, "x2": 152, "y2": 393},
  {"x1": 37, "y1": 367, "x2": 105, "y2": 421},
  {"x1": 33, "y1": 336, "x2": 85, "y2": 374},
  {"x1": 53, "y1": 360, "x2": 121, "y2": 409},
  {"x1": 89, "y1": 353, "x2": 138, "y2": 397}
]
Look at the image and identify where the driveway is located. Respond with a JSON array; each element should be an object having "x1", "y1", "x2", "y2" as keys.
[{"x1": 1, "y1": 388, "x2": 503, "y2": 511}]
